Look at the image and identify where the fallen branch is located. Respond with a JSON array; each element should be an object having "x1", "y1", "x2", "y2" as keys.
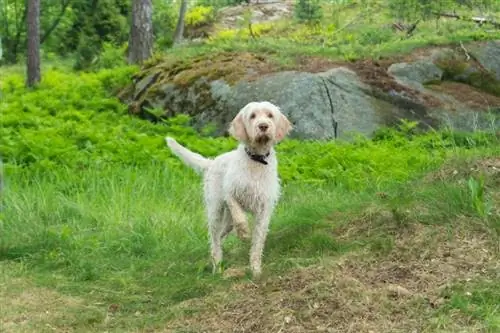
[
  {"x1": 433, "y1": 12, "x2": 500, "y2": 28},
  {"x1": 459, "y1": 41, "x2": 471, "y2": 61},
  {"x1": 391, "y1": 19, "x2": 420, "y2": 37}
]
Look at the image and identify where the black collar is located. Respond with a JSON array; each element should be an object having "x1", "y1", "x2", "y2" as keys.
[{"x1": 245, "y1": 147, "x2": 270, "y2": 165}]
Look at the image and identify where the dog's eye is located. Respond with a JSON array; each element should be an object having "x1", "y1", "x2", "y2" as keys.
[
  {"x1": 250, "y1": 113, "x2": 256, "y2": 119},
  {"x1": 267, "y1": 113, "x2": 273, "y2": 118}
]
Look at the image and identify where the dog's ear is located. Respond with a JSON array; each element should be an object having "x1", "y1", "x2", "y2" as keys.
[
  {"x1": 276, "y1": 112, "x2": 292, "y2": 142},
  {"x1": 229, "y1": 112, "x2": 248, "y2": 142}
]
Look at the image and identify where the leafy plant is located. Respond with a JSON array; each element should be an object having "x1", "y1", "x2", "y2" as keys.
[
  {"x1": 185, "y1": 6, "x2": 215, "y2": 28},
  {"x1": 468, "y1": 175, "x2": 491, "y2": 218},
  {"x1": 294, "y1": 0, "x2": 324, "y2": 24}
]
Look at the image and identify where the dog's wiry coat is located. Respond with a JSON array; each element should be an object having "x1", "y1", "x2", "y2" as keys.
[{"x1": 166, "y1": 101, "x2": 292, "y2": 277}]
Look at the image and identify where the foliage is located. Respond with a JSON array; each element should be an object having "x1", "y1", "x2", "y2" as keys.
[
  {"x1": 0, "y1": 0, "x2": 177, "y2": 67},
  {"x1": 91, "y1": 42, "x2": 128, "y2": 70},
  {"x1": 1, "y1": 0, "x2": 500, "y2": 68},
  {"x1": 294, "y1": 0, "x2": 324, "y2": 23},
  {"x1": 1, "y1": 67, "x2": 498, "y2": 190},
  {"x1": 185, "y1": 5, "x2": 215, "y2": 28},
  {"x1": 387, "y1": 0, "x2": 498, "y2": 22},
  {"x1": 152, "y1": 0, "x2": 177, "y2": 49},
  {"x1": 196, "y1": 0, "x2": 246, "y2": 9},
  {"x1": 468, "y1": 175, "x2": 492, "y2": 217}
]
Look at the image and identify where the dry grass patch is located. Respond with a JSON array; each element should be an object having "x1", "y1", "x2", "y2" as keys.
[
  {"x1": 0, "y1": 262, "x2": 103, "y2": 333},
  {"x1": 162, "y1": 220, "x2": 498, "y2": 333}
]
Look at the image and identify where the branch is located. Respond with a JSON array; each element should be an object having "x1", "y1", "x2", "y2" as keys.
[
  {"x1": 459, "y1": 41, "x2": 470, "y2": 61},
  {"x1": 41, "y1": 0, "x2": 72, "y2": 44},
  {"x1": 248, "y1": 22, "x2": 256, "y2": 40},
  {"x1": 433, "y1": 12, "x2": 500, "y2": 28}
]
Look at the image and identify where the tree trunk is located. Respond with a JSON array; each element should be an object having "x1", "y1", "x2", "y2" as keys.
[
  {"x1": 27, "y1": 0, "x2": 41, "y2": 87},
  {"x1": 128, "y1": 0, "x2": 153, "y2": 65},
  {"x1": 173, "y1": 0, "x2": 188, "y2": 45}
]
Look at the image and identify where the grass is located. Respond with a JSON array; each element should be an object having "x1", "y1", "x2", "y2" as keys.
[{"x1": 1, "y1": 145, "x2": 499, "y2": 332}]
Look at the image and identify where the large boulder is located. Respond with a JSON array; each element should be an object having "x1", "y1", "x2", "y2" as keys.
[
  {"x1": 120, "y1": 43, "x2": 500, "y2": 140},
  {"x1": 469, "y1": 41, "x2": 500, "y2": 81},
  {"x1": 388, "y1": 60, "x2": 443, "y2": 89}
]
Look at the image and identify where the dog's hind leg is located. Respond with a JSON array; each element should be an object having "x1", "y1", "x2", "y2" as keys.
[{"x1": 220, "y1": 206, "x2": 234, "y2": 240}]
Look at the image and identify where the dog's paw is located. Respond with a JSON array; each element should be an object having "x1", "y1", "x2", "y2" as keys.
[
  {"x1": 250, "y1": 268, "x2": 263, "y2": 281},
  {"x1": 235, "y1": 226, "x2": 250, "y2": 241},
  {"x1": 212, "y1": 261, "x2": 224, "y2": 275}
]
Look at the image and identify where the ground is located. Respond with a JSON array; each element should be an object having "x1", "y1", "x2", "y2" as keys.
[{"x1": 1, "y1": 157, "x2": 498, "y2": 333}]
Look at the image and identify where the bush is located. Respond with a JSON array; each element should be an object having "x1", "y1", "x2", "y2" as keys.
[
  {"x1": 1, "y1": 67, "x2": 497, "y2": 189},
  {"x1": 186, "y1": 6, "x2": 216, "y2": 28},
  {"x1": 294, "y1": 0, "x2": 324, "y2": 24},
  {"x1": 92, "y1": 43, "x2": 128, "y2": 70}
]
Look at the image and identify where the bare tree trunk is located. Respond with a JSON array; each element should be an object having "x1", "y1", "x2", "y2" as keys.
[
  {"x1": 27, "y1": 0, "x2": 41, "y2": 87},
  {"x1": 173, "y1": 0, "x2": 188, "y2": 45},
  {"x1": 128, "y1": 0, "x2": 153, "y2": 65}
]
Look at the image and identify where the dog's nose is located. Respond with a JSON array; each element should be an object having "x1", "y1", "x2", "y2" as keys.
[{"x1": 258, "y1": 123, "x2": 269, "y2": 131}]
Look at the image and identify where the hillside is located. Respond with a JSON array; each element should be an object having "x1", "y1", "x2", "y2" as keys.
[{"x1": 119, "y1": 0, "x2": 500, "y2": 139}]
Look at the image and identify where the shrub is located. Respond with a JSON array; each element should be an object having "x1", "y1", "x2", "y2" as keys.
[
  {"x1": 92, "y1": 42, "x2": 128, "y2": 70},
  {"x1": 294, "y1": 0, "x2": 324, "y2": 24},
  {"x1": 1, "y1": 67, "x2": 497, "y2": 190},
  {"x1": 185, "y1": 6, "x2": 216, "y2": 28}
]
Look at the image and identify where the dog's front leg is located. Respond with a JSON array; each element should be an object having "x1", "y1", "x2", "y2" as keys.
[
  {"x1": 226, "y1": 197, "x2": 250, "y2": 241},
  {"x1": 249, "y1": 207, "x2": 273, "y2": 278}
]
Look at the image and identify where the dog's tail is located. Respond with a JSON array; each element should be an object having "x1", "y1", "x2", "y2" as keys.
[{"x1": 165, "y1": 137, "x2": 212, "y2": 174}]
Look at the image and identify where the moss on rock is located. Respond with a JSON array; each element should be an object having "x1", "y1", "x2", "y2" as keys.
[{"x1": 435, "y1": 53, "x2": 500, "y2": 97}]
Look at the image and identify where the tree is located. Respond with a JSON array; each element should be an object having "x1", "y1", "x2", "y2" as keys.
[
  {"x1": 26, "y1": 0, "x2": 41, "y2": 87},
  {"x1": 294, "y1": 0, "x2": 323, "y2": 24},
  {"x1": 128, "y1": 0, "x2": 153, "y2": 64},
  {"x1": 173, "y1": 0, "x2": 188, "y2": 45}
]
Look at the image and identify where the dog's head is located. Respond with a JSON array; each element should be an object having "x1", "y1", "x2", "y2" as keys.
[{"x1": 228, "y1": 101, "x2": 292, "y2": 147}]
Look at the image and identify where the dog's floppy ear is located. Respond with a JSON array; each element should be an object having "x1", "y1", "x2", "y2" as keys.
[
  {"x1": 229, "y1": 112, "x2": 248, "y2": 142},
  {"x1": 276, "y1": 112, "x2": 292, "y2": 142}
]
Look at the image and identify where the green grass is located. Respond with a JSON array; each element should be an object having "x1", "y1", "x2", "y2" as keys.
[
  {"x1": 3, "y1": 152, "x2": 498, "y2": 331},
  {"x1": 432, "y1": 279, "x2": 500, "y2": 332}
]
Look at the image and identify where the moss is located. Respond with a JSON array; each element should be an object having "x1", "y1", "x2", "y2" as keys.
[
  {"x1": 435, "y1": 56, "x2": 468, "y2": 80},
  {"x1": 137, "y1": 52, "x2": 272, "y2": 89},
  {"x1": 435, "y1": 54, "x2": 500, "y2": 96},
  {"x1": 467, "y1": 72, "x2": 500, "y2": 96}
]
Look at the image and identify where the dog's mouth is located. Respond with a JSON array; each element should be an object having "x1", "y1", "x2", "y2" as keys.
[{"x1": 255, "y1": 133, "x2": 271, "y2": 144}]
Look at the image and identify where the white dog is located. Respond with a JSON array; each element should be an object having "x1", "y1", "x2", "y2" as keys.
[{"x1": 166, "y1": 101, "x2": 292, "y2": 278}]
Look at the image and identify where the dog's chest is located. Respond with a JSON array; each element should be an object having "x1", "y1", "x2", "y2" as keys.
[{"x1": 226, "y1": 164, "x2": 279, "y2": 210}]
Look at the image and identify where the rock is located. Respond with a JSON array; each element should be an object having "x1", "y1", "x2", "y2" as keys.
[
  {"x1": 120, "y1": 43, "x2": 500, "y2": 139},
  {"x1": 388, "y1": 60, "x2": 443, "y2": 88},
  {"x1": 469, "y1": 41, "x2": 500, "y2": 81},
  {"x1": 218, "y1": 1, "x2": 293, "y2": 29}
]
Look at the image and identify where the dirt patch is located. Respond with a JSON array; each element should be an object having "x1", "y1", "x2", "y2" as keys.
[
  {"x1": 428, "y1": 82, "x2": 500, "y2": 109},
  {"x1": 162, "y1": 223, "x2": 498, "y2": 333},
  {"x1": 424, "y1": 157, "x2": 500, "y2": 184},
  {"x1": 348, "y1": 59, "x2": 442, "y2": 108}
]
